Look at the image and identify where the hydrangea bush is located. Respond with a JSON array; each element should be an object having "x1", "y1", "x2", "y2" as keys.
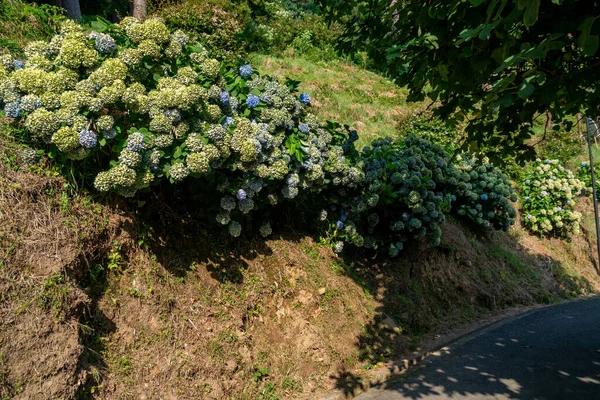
[
  {"x1": 521, "y1": 159, "x2": 585, "y2": 237},
  {"x1": 320, "y1": 137, "x2": 518, "y2": 257},
  {"x1": 0, "y1": 17, "x2": 518, "y2": 257},
  {"x1": 450, "y1": 154, "x2": 517, "y2": 231},
  {"x1": 0, "y1": 17, "x2": 359, "y2": 239}
]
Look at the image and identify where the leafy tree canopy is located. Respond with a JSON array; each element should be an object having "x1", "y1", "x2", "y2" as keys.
[{"x1": 319, "y1": 0, "x2": 600, "y2": 164}]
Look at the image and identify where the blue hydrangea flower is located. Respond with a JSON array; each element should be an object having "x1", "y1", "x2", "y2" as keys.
[
  {"x1": 127, "y1": 131, "x2": 145, "y2": 152},
  {"x1": 336, "y1": 220, "x2": 344, "y2": 230},
  {"x1": 480, "y1": 194, "x2": 488, "y2": 201},
  {"x1": 525, "y1": 179, "x2": 531, "y2": 185},
  {"x1": 219, "y1": 90, "x2": 230, "y2": 104},
  {"x1": 298, "y1": 123, "x2": 310, "y2": 134},
  {"x1": 556, "y1": 206, "x2": 563, "y2": 212},
  {"x1": 103, "y1": 128, "x2": 117, "y2": 139},
  {"x1": 239, "y1": 64, "x2": 253, "y2": 78},
  {"x1": 450, "y1": 195, "x2": 457, "y2": 202},
  {"x1": 4, "y1": 100, "x2": 21, "y2": 118},
  {"x1": 299, "y1": 93, "x2": 311, "y2": 105},
  {"x1": 340, "y1": 209, "x2": 348, "y2": 222},
  {"x1": 236, "y1": 189, "x2": 247, "y2": 200},
  {"x1": 79, "y1": 129, "x2": 97, "y2": 148},
  {"x1": 222, "y1": 116, "x2": 235, "y2": 127},
  {"x1": 524, "y1": 196, "x2": 530, "y2": 201},
  {"x1": 246, "y1": 95, "x2": 260, "y2": 109},
  {"x1": 545, "y1": 159, "x2": 551, "y2": 164},
  {"x1": 582, "y1": 162, "x2": 588, "y2": 167},
  {"x1": 163, "y1": 109, "x2": 181, "y2": 123},
  {"x1": 13, "y1": 60, "x2": 23, "y2": 69},
  {"x1": 95, "y1": 34, "x2": 116, "y2": 54}
]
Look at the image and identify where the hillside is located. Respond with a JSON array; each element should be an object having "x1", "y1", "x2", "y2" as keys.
[{"x1": 1, "y1": 127, "x2": 599, "y2": 399}]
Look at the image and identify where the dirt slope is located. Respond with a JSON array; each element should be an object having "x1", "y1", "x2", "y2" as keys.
[{"x1": 1, "y1": 154, "x2": 599, "y2": 399}]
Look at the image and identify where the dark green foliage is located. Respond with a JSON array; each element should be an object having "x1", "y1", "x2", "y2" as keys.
[
  {"x1": 243, "y1": 0, "x2": 342, "y2": 59},
  {"x1": 156, "y1": 1, "x2": 245, "y2": 60},
  {"x1": 0, "y1": 0, "x2": 65, "y2": 55},
  {"x1": 319, "y1": 0, "x2": 600, "y2": 163},
  {"x1": 323, "y1": 136, "x2": 517, "y2": 257}
]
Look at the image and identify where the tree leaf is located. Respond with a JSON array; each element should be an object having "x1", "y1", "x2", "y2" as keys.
[{"x1": 518, "y1": 81, "x2": 534, "y2": 98}]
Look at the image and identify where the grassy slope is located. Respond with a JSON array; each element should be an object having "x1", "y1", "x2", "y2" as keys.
[{"x1": 251, "y1": 53, "x2": 423, "y2": 148}]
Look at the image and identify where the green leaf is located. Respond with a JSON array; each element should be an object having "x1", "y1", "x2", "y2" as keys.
[
  {"x1": 518, "y1": 80, "x2": 534, "y2": 98},
  {"x1": 578, "y1": 16, "x2": 599, "y2": 56},
  {"x1": 173, "y1": 147, "x2": 182, "y2": 159},
  {"x1": 517, "y1": 0, "x2": 540, "y2": 27},
  {"x1": 153, "y1": 73, "x2": 161, "y2": 82}
]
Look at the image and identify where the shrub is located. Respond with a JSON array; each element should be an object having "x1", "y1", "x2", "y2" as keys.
[
  {"x1": 576, "y1": 161, "x2": 600, "y2": 195},
  {"x1": 244, "y1": 1, "x2": 342, "y2": 58},
  {"x1": 450, "y1": 154, "x2": 518, "y2": 231},
  {"x1": 398, "y1": 111, "x2": 464, "y2": 152},
  {"x1": 0, "y1": 0, "x2": 65, "y2": 55},
  {"x1": 521, "y1": 159, "x2": 585, "y2": 237},
  {"x1": 156, "y1": 1, "x2": 245, "y2": 60},
  {"x1": 0, "y1": 17, "x2": 357, "y2": 240},
  {"x1": 320, "y1": 137, "x2": 517, "y2": 257},
  {"x1": 0, "y1": 17, "x2": 517, "y2": 257}
]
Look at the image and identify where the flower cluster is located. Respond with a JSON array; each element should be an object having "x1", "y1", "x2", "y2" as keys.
[
  {"x1": 320, "y1": 137, "x2": 517, "y2": 257},
  {"x1": 521, "y1": 159, "x2": 585, "y2": 237},
  {"x1": 0, "y1": 17, "x2": 357, "y2": 238},
  {"x1": 1, "y1": 18, "x2": 518, "y2": 252},
  {"x1": 450, "y1": 154, "x2": 517, "y2": 231}
]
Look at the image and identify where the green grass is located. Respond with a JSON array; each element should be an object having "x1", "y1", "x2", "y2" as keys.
[{"x1": 251, "y1": 53, "x2": 423, "y2": 148}]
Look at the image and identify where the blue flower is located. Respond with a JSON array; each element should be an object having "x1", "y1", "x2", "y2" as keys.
[
  {"x1": 236, "y1": 189, "x2": 247, "y2": 200},
  {"x1": 299, "y1": 93, "x2": 311, "y2": 105},
  {"x1": 336, "y1": 220, "x2": 344, "y2": 230},
  {"x1": 524, "y1": 196, "x2": 530, "y2": 201},
  {"x1": 525, "y1": 179, "x2": 530, "y2": 185},
  {"x1": 480, "y1": 194, "x2": 488, "y2": 201},
  {"x1": 349, "y1": 130, "x2": 359, "y2": 142},
  {"x1": 545, "y1": 159, "x2": 551, "y2": 164},
  {"x1": 219, "y1": 90, "x2": 230, "y2": 104},
  {"x1": 582, "y1": 162, "x2": 588, "y2": 167},
  {"x1": 222, "y1": 116, "x2": 235, "y2": 127},
  {"x1": 298, "y1": 123, "x2": 310, "y2": 134},
  {"x1": 4, "y1": 100, "x2": 21, "y2": 118},
  {"x1": 13, "y1": 60, "x2": 23, "y2": 69},
  {"x1": 163, "y1": 108, "x2": 181, "y2": 123},
  {"x1": 127, "y1": 131, "x2": 145, "y2": 152},
  {"x1": 79, "y1": 129, "x2": 97, "y2": 148},
  {"x1": 527, "y1": 214, "x2": 532, "y2": 219},
  {"x1": 239, "y1": 64, "x2": 253, "y2": 78},
  {"x1": 246, "y1": 95, "x2": 260, "y2": 109},
  {"x1": 340, "y1": 209, "x2": 348, "y2": 222},
  {"x1": 556, "y1": 206, "x2": 563, "y2": 212},
  {"x1": 95, "y1": 34, "x2": 116, "y2": 54},
  {"x1": 450, "y1": 195, "x2": 457, "y2": 202}
]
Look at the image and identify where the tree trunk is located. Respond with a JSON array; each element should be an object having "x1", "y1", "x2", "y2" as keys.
[
  {"x1": 132, "y1": 0, "x2": 147, "y2": 20},
  {"x1": 62, "y1": 0, "x2": 81, "y2": 21}
]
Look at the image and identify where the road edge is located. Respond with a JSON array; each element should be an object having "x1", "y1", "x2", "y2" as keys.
[{"x1": 313, "y1": 295, "x2": 600, "y2": 400}]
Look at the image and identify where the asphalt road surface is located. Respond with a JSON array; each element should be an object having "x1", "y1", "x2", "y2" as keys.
[{"x1": 355, "y1": 297, "x2": 600, "y2": 400}]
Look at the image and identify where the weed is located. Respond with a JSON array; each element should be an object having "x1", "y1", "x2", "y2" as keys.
[{"x1": 253, "y1": 365, "x2": 270, "y2": 382}]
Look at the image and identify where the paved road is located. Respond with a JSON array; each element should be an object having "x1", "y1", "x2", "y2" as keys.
[{"x1": 356, "y1": 297, "x2": 600, "y2": 400}]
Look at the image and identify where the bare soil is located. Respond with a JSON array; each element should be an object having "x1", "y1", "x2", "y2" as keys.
[{"x1": 1, "y1": 157, "x2": 599, "y2": 399}]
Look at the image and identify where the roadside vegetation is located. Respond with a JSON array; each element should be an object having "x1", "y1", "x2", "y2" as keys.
[{"x1": 1, "y1": 1, "x2": 599, "y2": 399}]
